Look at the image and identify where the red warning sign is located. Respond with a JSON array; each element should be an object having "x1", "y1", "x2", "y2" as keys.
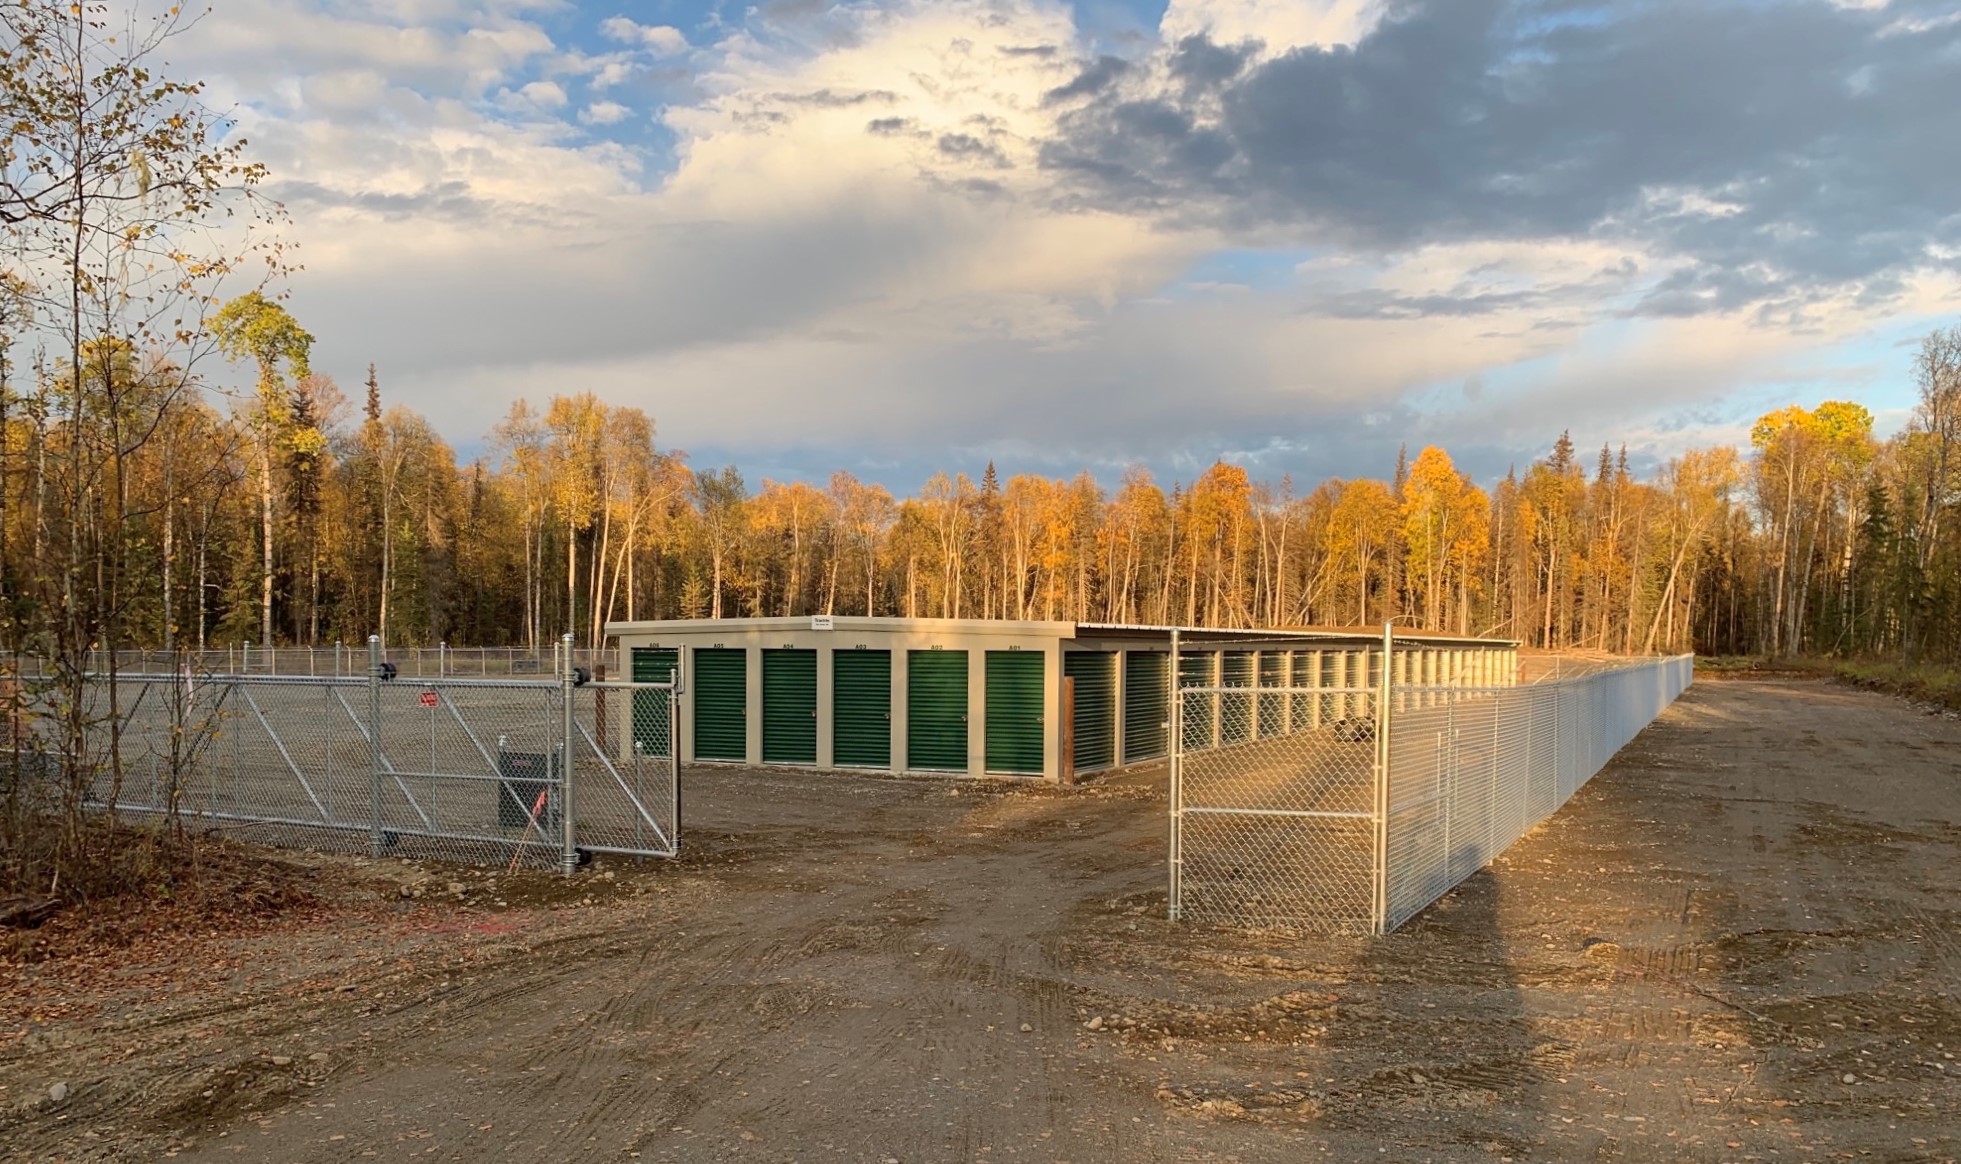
[{"x1": 419, "y1": 690, "x2": 439, "y2": 708}]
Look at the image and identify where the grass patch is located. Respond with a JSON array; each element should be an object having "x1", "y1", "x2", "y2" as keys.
[
  {"x1": 1695, "y1": 655, "x2": 1961, "y2": 711},
  {"x1": 1693, "y1": 655, "x2": 1771, "y2": 674},
  {"x1": 1692, "y1": 655, "x2": 1827, "y2": 678},
  {"x1": 1825, "y1": 659, "x2": 1961, "y2": 712}
]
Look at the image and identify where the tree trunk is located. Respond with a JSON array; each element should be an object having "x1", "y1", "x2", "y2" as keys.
[
  {"x1": 710, "y1": 540, "x2": 724, "y2": 619},
  {"x1": 258, "y1": 429, "x2": 274, "y2": 647},
  {"x1": 196, "y1": 503, "x2": 210, "y2": 651},
  {"x1": 161, "y1": 462, "x2": 175, "y2": 652},
  {"x1": 566, "y1": 516, "x2": 577, "y2": 638},
  {"x1": 379, "y1": 482, "x2": 394, "y2": 648}
]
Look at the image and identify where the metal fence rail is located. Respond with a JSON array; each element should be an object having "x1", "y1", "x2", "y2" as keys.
[
  {"x1": 14, "y1": 643, "x2": 613, "y2": 680},
  {"x1": 1171, "y1": 649, "x2": 1693, "y2": 933},
  {"x1": 24, "y1": 636, "x2": 677, "y2": 872}
]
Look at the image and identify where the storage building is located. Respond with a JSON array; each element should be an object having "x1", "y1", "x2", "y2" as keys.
[{"x1": 604, "y1": 617, "x2": 1517, "y2": 782}]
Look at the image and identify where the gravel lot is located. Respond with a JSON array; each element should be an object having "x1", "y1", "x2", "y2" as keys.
[{"x1": 4, "y1": 676, "x2": 1959, "y2": 1162}]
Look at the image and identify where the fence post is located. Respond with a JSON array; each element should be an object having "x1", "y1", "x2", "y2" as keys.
[
  {"x1": 669, "y1": 685, "x2": 681, "y2": 854},
  {"x1": 1372, "y1": 622, "x2": 1393, "y2": 935},
  {"x1": 560, "y1": 632, "x2": 578, "y2": 878},
  {"x1": 1442, "y1": 699, "x2": 1454, "y2": 882},
  {"x1": 1553, "y1": 678, "x2": 1562, "y2": 803},
  {"x1": 1490, "y1": 686, "x2": 1500, "y2": 847},
  {"x1": 1168, "y1": 627, "x2": 1182, "y2": 921},
  {"x1": 1522, "y1": 682, "x2": 1534, "y2": 837},
  {"x1": 367, "y1": 634, "x2": 383, "y2": 856}
]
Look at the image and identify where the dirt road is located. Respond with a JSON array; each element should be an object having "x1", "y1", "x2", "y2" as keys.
[{"x1": 5, "y1": 677, "x2": 1960, "y2": 1161}]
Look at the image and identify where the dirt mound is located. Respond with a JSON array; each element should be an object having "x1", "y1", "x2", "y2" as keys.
[{"x1": 3, "y1": 831, "x2": 321, "y2": 965}]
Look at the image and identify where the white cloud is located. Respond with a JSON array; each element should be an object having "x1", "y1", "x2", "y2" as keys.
[
  {"x1": 588, "y1": 58, "x2": 636, "y2": 88},
  {"x1": 302, "y1": 69, "x2": 390, "y2": 111},
  {"x1": 600, "y1": 15, "x2": 689, "y2": 55},
  {"x1": 181, "y1": 0, "x2": 557, "y2": 111},
  {"x1": 580, "y1": 99, "x2": 630, "y2": 125},
  {"x1": 1879, "y1": 9, "x2": 1961, "y2": 36},
  {"x1": 1159, "y1": 0, "x2": 1385, "y2": 56},
  {"x1": 516, "y1": 79, "x2": 568, "y2": 108}
]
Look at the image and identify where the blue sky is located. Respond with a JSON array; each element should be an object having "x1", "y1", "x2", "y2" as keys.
[{"x1": 180, "y1": 0, "x2": 1961, "y2": 494}]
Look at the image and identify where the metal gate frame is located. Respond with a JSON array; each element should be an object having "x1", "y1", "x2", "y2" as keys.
[
  {"x1": 67, "y1": 633, "x2": 680, "y2": 876},
  {"x1": 1166, "y1": 624, "x2": 1386, "y2": 932}
]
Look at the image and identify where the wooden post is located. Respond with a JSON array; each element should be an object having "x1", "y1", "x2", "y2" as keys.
[{"x1": 594, "y1": 662, "x2": 608, "y2": 746}]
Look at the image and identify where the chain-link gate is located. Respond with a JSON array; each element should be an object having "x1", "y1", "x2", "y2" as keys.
[
  {"x1": 1170, "y1": 680, "x2": 1382, "y2": 932},
  {"x1": 32, "y1": 637, "x2": 679, "y2": 872},
  {"x1": 569, "y1": 680, "x2": 678, "y2": 861},
  {"x1": 1171, "y1": 646, "x2": 1692, "y2": 933}
]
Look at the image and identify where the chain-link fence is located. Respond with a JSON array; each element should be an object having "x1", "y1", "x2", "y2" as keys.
[
  {"x1": 18, "y1": 641, "x2": 677, "y2": 872},
  {"x1": 11, "y1": 643, "x2": 612, "y2": 680},
  {"x1": 1171, "y1": 649, "x2": 1693, "y2": 933},
  {"x1": 1383, "y1": 655, "x2": 1693, "y2": 930}
]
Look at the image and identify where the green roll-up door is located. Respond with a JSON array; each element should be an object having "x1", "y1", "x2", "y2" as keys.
[
  {"x1": 833, "y1": 650, "x2": 891, "y2": 769},
  {"x1": 693, "y1": 648, "x2": 747, "y2": 762},
  {"x1": 1257, "y1": 651, "x2": 1286, "y2": 738},
  {"x1": 985, "y1": 651, "x2": 1046, "y2": 775},
  {"x1": 762, "y1": 649, "x2": 816, "y2": 765},
  {"x1": 1178, "y1": 652, "x2": 1215, "y2": 750},
  {"x1": 1063, "y1": 652, "x2": 1115, "y2": 772},
  {"x1": 1220, "y1": 651, "x2": 1254, "y2": 743},
  {"x1": 907, "y1": 650, "x2": 968, "y2": 771},
  {"x1": 1123, "y1": 652, "x2": 1168, "y2": 763},
  {"x1": 630, "y1": 647, "x2": 677, "y2": 758}
]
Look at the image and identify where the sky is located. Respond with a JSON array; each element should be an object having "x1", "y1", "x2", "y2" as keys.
[{"x1": 176, "y1": 0, "x2": 1961, "y2": 492}]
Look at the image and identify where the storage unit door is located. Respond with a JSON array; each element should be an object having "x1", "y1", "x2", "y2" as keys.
[
  {"x1": 1290, "y1": 651, "x2": 1323, "y2": 731},
  {"x1": 692, "y1": 648, "x2": 748, "y2": 762},
  {"x1": 629, "y1": 647, "x2": 677, "y2": 758},
  {"x1": 762, "y1": 649, "x2": 817, "y2": 765},
  {"x1": 1257, "y1": 651, "x2": 1286, "y2": 738},
  {"x1": 1220, "y1": 651, "x2": 1254, "y2": 744},
  {"x1": 906, "y1": 650, "x2": 969, "y2": 771},
  {"x1": 1178, "y1": 652, "x2": 1215, "y2": 750},
  {"x1": 985, "y1": 651, "x2": 1046, "y2": 775},
  {"x1": 1123, "y1": 652, "x2": 1168, "y2": 763},
  {"x1": 1063, "y1": 652, "x2": 1116, "y2": 772},
  {"x1": 832, "y1": 650, "x2": 892, "y2": 769}
]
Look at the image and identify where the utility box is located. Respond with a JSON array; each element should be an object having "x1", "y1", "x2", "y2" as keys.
[{"x1": 496, "y1": 747, "x2": 559, "y2": 832}]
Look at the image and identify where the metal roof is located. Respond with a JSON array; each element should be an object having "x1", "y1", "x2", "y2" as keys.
[
  {"x1": 606, "y1": 615, "x2": 1516, "y2": 648},
  {"x1": 1076, "y1": 623, "x2": 1516, "y2": 647}
]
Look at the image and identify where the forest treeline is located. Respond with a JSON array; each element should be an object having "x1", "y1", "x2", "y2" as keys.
[{"x1": 4, "y1": 322, "x2": 1959, "y2": 660}]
